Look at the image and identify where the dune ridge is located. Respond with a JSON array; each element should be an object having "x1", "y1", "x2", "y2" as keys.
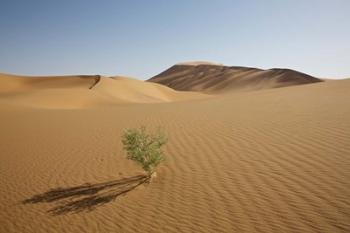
[
  {"x1": 148, "y1": 64, "x2": 323, "y2": 93},
  {"x1": 0, "y1": 73, "x2": 207, "y2": 109}
]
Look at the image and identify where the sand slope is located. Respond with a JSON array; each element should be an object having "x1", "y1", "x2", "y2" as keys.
[
  {"x1": 148, "y1": 63, "x2": 322, "y2": 93},
  {"x1": 0, "y1": 76, "x2": 349, "y2": 232},
  {"x1": 93, "y1": 76, "x2": 206, "y2": 103},
  {"x1": 0, "y1": 73, "x2": 207, "y2": 109}
]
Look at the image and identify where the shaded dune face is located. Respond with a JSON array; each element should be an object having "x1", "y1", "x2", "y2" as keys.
[{"x1": 148, "y1": 64, "x2": 323, "y2": 93}]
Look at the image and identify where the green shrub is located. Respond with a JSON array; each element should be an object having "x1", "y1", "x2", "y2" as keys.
[{"x1": 122, "y1": 126, "x2": 167, "y2": 177}]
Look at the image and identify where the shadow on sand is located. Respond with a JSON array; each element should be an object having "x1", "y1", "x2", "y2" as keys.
[{"x1": 23, "y1": 175, "x2": 149, "y2": 215}]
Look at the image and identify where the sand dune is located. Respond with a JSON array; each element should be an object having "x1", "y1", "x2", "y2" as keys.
[
  {"x1": 0, "y1": 73, "x2": 100, "y2": 92},
  {"x1": 0, "y1": 72, "x2": 349, "y2": 233},
  {"x1": 148, "y1": 63, "x2": 322, "y2": 93},
  {"x1": 0, "y1": 73, "x2": 207, "y2": 109}
]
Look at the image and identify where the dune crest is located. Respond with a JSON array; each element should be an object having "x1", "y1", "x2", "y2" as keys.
[{"x1": 175, "y1": 61, "x2": 223, "y2": 66}]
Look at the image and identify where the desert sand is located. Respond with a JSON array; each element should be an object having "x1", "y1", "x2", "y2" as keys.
[{"x1": 0, "y1": 69, "x2": 349, "y2": 233}]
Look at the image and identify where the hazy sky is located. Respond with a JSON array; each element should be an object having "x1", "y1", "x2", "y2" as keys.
[{"x1": 0, "y1": 0, "x2": 349, "y2": 79}]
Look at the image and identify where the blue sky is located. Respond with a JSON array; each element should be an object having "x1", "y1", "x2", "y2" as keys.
[{"x1": 0, "y1": 0, "x2": 349, "y2": 79}]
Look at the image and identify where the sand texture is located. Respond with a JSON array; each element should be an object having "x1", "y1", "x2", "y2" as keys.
[{"x1": 0, "y1": 72, "x2": 349, "y2": 232}]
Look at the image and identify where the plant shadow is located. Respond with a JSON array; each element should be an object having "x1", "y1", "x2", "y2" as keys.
[{"x1": 22, "y1": 175, "x2": 149, "y2": 215}]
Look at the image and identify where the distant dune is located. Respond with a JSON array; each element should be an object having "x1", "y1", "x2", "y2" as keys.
[
  {"x1": 0, "y1": 73, "x2": 207, "y2": 109},
  {"x1": 148, "y1": 63, "x2": 322, "y2": 93}
]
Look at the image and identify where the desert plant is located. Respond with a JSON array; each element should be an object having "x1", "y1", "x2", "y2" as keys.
[{"x1": 122, "y1": 126, "x2": 167, "y2": 178}]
